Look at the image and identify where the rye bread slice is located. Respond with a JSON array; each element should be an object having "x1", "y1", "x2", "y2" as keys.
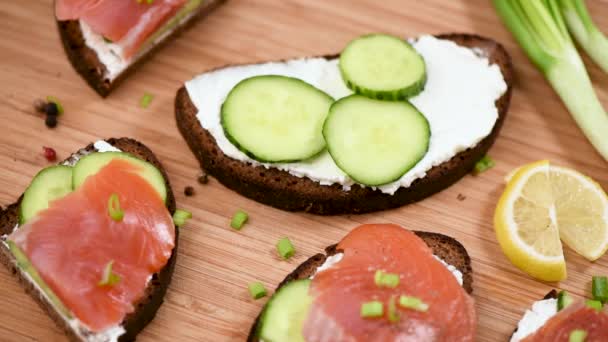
[
  {"x1": 57, "y1": 0, "x2": 226, "y2": 97},
  {"x1": 0, "y1": 137, "x2": 177, "y2": 341},
  {"x1": 247, "y1": 230, "x2": 473, "y2": 341},
  {"x1": 175, "y1": 33, "x2": 514, "y2": 215}
]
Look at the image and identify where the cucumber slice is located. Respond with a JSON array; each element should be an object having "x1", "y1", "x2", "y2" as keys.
[
  {"x1": 221, "y1": 75, "x2": 334, "y2": 162},
  {"x1": 72, "y1": 152, "x2": 167, "y2": 203},
  {"x1": 323, "y1": 95, "x2": 430, "y2": 186},
  {"x1": 19, "y1": 166, "x2": 73, "y2": 224},
  {"x1": 258, "y1": 279, "x2": 312, "y2": 342},
  {"x1": 339, "y1": 34, "x2": 426, "y2": 100}
]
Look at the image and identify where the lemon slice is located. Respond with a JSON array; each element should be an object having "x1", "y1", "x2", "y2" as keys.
[{"x1": 494, "y1": 160, "x2": 608, "y2": 281}]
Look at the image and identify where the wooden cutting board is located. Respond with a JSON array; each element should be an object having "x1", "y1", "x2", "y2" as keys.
[{"x1": 1, "y1": 0, "x2": 607, "y2": 341}]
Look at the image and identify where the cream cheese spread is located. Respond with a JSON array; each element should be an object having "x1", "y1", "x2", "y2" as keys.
[
  {"x1": 510, "y1": 298, "x2": 558, "y2": 342},
  {"x1": 185, "y1": 35, "x2": 508, "y2": 195}
]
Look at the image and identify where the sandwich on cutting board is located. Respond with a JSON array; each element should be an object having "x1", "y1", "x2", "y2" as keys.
[
  {"x1": 56, "y1": 0, "x2": 225, "y2": 96},
  {"x1": 248, "y1": 223, "x2": 476, "y2": 341},
  {"x1": 176, "y1": 32, "x2": 514, "y2": 215},
  {"x1": 0, "y1": 138, "x2": 185, "y2": 341}
]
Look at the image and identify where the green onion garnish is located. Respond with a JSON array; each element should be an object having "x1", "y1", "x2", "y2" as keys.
[
  {"x1": 139, "y1": 92, "x2": 154, "y2": 108},
  {"x1": 276, "y1": 237, "x2": 295, "y2": 260},
  {"x1": 374, "y1": 270, "x2": 400, "y2": 288},
  {"x1": 360, "y1": 301, "x2": 383, "y2": 318},
  {"x1": 399, "y1": 295, "x2": 429, "y2": 312},
  {"x1": 107, "y1": 193, "x2": 124, "y2": 222},
  {"x1": 557, "y1": 290, "x2": 574, "y2": 311},
  {"x1": 46, "y1": 96, "x2": 64, "y2": 115},
  {"x1": 585, "y1": 299, "x2": 603, "y2": 311},
  {"x1": 248, "y1": 282, "x2": 267, "y2": 300},
  {"x1": 173, "y1": 209, "x2": 192, "y2": 227},
  {"x1": 387, "y1": 296, "x2": 400, "y2": 323},
  {"x1": 592, "y1": 276, "x2": 608, "y2": 303},
  {"x1": 230, "y1": 210, "x2": 248, "y2": 230},
  {"x1": 473, "y1": 155, "x2": 495, "y2": 175},
  {"x1": 569, "y1": 329, "x2": 588, "y2": 342},
  {"x1": 493, "y1": 0, "x2": 608, "y2": 161},
  {"x1": 98, "y1": 261, "x2": 121, "y2": 287}
]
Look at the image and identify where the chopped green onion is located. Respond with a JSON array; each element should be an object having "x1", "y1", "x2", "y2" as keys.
[
  {"x1": 585, "y1": 299, "x2": 603, "y2": 311},
  {"x1": 98, "y1": 261, "x2": 121, "y2": 287},
  {"x1": 473, "y1": 155, "x2": 495, "y2": 175},
  {"x1": 569, "y1": 329, "x2": 588, "y2": 342},
  {"x1": 557, "y1": 290, "x2": 574, "y2": 311},
  {"x1": 248, "y1": 282, "x2": 267, "y2": 299},
  {"x1": 387, "y1": 296, "x2": 400, "y2": 323},
  {"x1": 276, "y1": 237, "x2": 295, "y2": 260},
  {"x1": 45, "y1": 96, "x2": 64, "y2": 115},
  {"x1": 360, "y1": 301, "x2": 383, "y2": 318},
  {"x1": 139, "y1": 92, "x2": 154, "y2": 108},
  {"x1": 107, "y1": 193, "x2": 124, "y2": 222},
  {"x1": 230, "y1": 210, "x2": 248, "y2": 230},
  {"x1": 558, "y1": 0, "x2": 608, "y2": 74},
  {"x1": 173, "y1": 209, "x2": 192, "y2": 227},
  {"x1": 374, "y1": 270, "x2": 400, "y2": 288},
  {"x1": 494, "y1": 0, "x2": 608, "y2": 161},
  {"x1": 592, "y1": 276, "x2": 608, "y2": 303},
  {"x1": 399, "y1": 295, "x2": 429, "y2": 312}
]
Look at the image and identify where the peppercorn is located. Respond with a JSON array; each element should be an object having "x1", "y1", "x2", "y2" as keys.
[
  {"x1": 45, "y1": 102, "x2": 59, "y2": 116},
  {"x1": 184, "y1": 186, "x2": 195, "y2": 196},
  {"x1": 45, "y1": 115, "x2": 57, "y2": 128},
  {"x1": 42, "y1": 146, "x2": 57, "y2": 162},
  {"x1": 198, "y1": 174, "x2": 209, "y2": 184}
]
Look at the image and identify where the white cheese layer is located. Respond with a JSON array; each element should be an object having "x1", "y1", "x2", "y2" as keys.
[
  {"x1": 510, "y1": 298, "x2": 558, "y2": 342},
  {"x1": 185, "y1": 35, "x2": 507, "y2": 195},
  {"x1": 311, "y1": 252, "x2": 464, "y2": 286}
]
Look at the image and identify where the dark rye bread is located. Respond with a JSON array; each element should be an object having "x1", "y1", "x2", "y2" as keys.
[
  {"x1": 175, "y1": 33, "x2": 514, "y2": 215},
  {"x1": 511, "y1": 290, "x2": 559, "y2": 339},
  {"x1": 57, "y1": 0, "x2": 226, "y2": 97},
  {"x1": 0, "y1": 138, "x2": 177, "y2": 341},
  {"x1": 247, "y1": 231, "x2": 473, "y2": 341}
]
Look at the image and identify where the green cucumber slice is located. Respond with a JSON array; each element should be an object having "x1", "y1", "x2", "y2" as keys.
[
  {"x1": 339, "y1": 34, "x2": 426, "y2": 100},
  {"x1": 257, "y1": 279, "x2": 312, "y2": 342},
  {"x1": 72, "y1": 152, "x2": 167, "y2": 203},
  {"x1": 19, "y1": 166, "x2": 73, "y2": 224},
  {"x1": 323, "y1": 95, "x2": 430, "y2": 186},
  {"x1": 221, "y1": 75, "x2": 334, "y2": 162}
]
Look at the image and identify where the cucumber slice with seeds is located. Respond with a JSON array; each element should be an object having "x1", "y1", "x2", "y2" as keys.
[
  {"x1": 221, "y1": 75, "x2": 334, "y2": 163},
  {"x1": 323, "y1": 95, "x2": 430, "y2": 186},
  {"x1": 340, "y1": 34, "x2": 426, "y2": 100},
  {"x1": 19, "y1": 165, "x2": 73, "y2": 224}
]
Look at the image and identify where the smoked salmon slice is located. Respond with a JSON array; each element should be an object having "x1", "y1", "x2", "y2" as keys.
[
  {"x1": 9, "y1": 159, "x2": 175, "y2": 332},
  {"x1": 522, "y1": 302, "x2": 608, "y2": 341},
  {"x1": 303, "y1": 224, "x2": 476, "y2": 341},
  {"x1": 55, "y1": 0, "x2": 187, "y2": 58}
]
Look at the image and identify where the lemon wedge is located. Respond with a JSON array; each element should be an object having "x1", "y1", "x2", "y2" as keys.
[{"x1": 494, "y1": 160, "x2": 608, "y2": 281}]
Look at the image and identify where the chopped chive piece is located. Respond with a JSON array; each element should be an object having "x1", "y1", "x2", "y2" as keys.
[
  {"x1": 46, "y1": 96, "x2": 64, "y2": 115},
  {"x1": 107, "y1": 193, "x2": 124, "y2": 222},
  {"x1": 248, "y1": 282, "x2": 267, "y2": 299},
  {"x1": 360, "y1": 301, "x2": 383, "y2": 318},
  {"x1": 276, "y1": 237, "x2": 295, "y2": 260},
  {"x1": 230, "y1": 210, "x2": 248, "y2": 230},
  {"x1": 569, "y1": 329, "x2": 588, "y2": 342},
  {"x1": 557, "y1": 290, "x2": 574, "y2": 311},
  {"x1": 374, "y1": 270, "x2": 400, "y2": 288},
  {"x1": 399, "y1": 295, "x2": 429, "y2": 312},
  {"x1": 473, "y1": 155, "x2": 495, "y2": 175},
  {"x1": 173, "y1": 209, "x2": 192, "y2": 227},
  {"x1": 585, "y1": 299, "x2": 603, "y2": 311},
  {"x1": 592, "y1": 276, "x2": 608, "y2": 303},
  {"x1": 139, "y1": 92, "x2": 154, "y2": 108},
  {"x1": 98, "y1": 261, "x2": 121, "y2": 287},
  {"x1": 387, "y1": 296, "x2": 400, "y2": 323}
]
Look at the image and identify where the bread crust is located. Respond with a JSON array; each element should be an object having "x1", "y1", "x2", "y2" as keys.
[
  {"x1": 175, "y1": 33, "x2": 514, "y2": 215},
  {"x1": 246, "y1": 230, "x2": 474, "y2": 341},
  {"x1": 56, "y1": 0, "x2": 226, "y2": 97},
  {"x1": 0, "y1": 138, "x2": 178, "y2": 341}
]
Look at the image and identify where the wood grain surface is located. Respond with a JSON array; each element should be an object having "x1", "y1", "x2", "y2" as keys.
[{"x1": 1, "y1": 1, "x2": 607, "y2": 341}]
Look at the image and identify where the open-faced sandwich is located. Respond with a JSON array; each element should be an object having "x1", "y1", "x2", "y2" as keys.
[
  {"x1": 176, "y1": 33, "x2": 513, "y2": 215},
  {"x1": 56, "y1": 0, "x2": 225, "y2": 96},
  {"x1": 248, "y1": 223, "x2": 475, "y2": 341},
  {"x1": 511, "y1": 277, "x2": 608, "y2": 341},
  {"x1": 0, "y1": 138, "x2": 185, "y2": 341}
]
